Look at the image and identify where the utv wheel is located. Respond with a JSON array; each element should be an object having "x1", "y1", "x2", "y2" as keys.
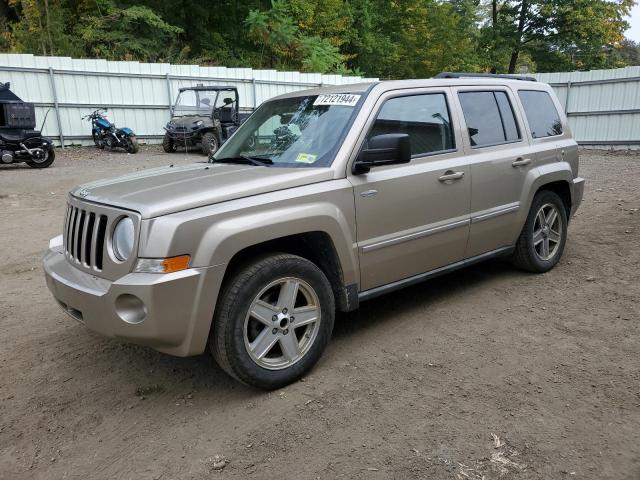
[
  {"x1": 211, "y1": 253, "x2": 335, "y2": 390},
  {"x1": 201, "y1": 132, "x2": 219, "y2": 156},
  {"x1": 162, "y1": 133, "x2": 176, "y2": 153},
  {"x1": 126, "y1": 135, "x2": 139, "y2": 154},
  {"x1": 26, "y1": 148, "x2": 55, "y2": 169},
  {"x1": 512, "y1": 190, "x2": 567, "y2": 273}
]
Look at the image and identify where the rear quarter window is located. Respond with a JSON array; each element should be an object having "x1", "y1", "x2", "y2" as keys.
[{"x1": 518, "y1": 90, "x2": 563, "y2": 138}]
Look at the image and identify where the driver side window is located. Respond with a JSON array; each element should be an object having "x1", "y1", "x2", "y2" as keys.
[{"x1": 368, "y1": 93, "x2": 455, "y2": 157}]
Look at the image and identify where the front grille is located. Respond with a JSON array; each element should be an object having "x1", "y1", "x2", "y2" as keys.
[{"x1": 63, "y1": 204, "x2": 108, "y2": 271}]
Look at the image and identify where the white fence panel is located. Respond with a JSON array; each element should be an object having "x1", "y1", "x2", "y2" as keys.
[
  {"x1": 0, "y1": 54, "x2": 377, "y2": 146},
  {"x1": 3, "y1": 54, "x2": 638, "y2": 149},
  {"x1": 533, "y1": 66, "x2": 640, "y2": 149}
]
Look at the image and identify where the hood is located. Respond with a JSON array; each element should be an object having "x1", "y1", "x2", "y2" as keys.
[
  {"x1": 169, "y1": 115, "x2": 209, "y2": 126},
  {"x1": 70, "y1": 163, "x2": 334, "y2": 218}
]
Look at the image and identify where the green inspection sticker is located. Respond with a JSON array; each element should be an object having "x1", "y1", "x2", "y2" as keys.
[{"x1": 295, "y1": 153, "x2": 317, "y2": 163}]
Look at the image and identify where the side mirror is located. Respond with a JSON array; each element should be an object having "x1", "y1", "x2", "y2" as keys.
[{"x1": 353, "y1": 134, "x2": 411, "y2": 174}]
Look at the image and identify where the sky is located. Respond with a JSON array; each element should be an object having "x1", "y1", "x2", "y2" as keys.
[{"x1": 627, "y1": 3, "x2": 640, "y2": 42}]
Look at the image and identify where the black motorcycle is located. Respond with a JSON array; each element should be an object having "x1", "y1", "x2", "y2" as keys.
[
  {"x1": 82, "y1": 109, "x2": 139, "y2": 153},
  {"x1": 0, "y1": 82, "x2": 55, "y2": 168}
]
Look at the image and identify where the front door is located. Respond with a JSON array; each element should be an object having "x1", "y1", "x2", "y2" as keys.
[{"x1": 349, "y1": 88, "x2": 471, "y2": 291}]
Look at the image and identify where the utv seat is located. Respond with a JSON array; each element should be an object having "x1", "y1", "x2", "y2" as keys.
[{"x1": 218, "y1": 107, "x2": 236, "y2": 123}]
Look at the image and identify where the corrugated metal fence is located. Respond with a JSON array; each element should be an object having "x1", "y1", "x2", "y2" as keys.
[
  {"x1": 533, "y1": 66, "x2": 640, "y2": 149},
  {"x1": 0, "y1": 54, "x2": 377, "y2": 147},
  {"x1": 1, "y1": 54, "x2": 639, "y2": 149}
]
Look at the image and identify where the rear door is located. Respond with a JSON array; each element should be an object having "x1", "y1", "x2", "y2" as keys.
[
  {"x1": 453, "y1": 86, "x2": 534, "y2": 258},
  {"x1": 349, "y1": 87, "x2": 471, "y2": 291}
]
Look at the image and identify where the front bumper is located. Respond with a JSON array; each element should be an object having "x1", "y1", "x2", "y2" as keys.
[
  {"x1": 571, "y1": 176, "x2": 585, "y2": 217},
  {"x1": 164, "y1": 128, "x2": 200, "y2": 144},
  {"x1": 43, "y1": 246, "x2": 225, "y2": 356}
]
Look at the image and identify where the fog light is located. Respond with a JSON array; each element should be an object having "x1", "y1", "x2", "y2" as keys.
[{"x1": 115, "y1": 294, "x2": 147, "y2": 325}]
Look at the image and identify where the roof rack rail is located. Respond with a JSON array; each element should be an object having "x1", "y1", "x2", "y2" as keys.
[{"x1": 434, "y1": 72, "x2": 537, "y2": 82}]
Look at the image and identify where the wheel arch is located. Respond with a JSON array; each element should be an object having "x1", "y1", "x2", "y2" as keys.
[
  {"x1": 534, "y1": 180, "x2": 572, "y2": 220},
  {"x1": 220, "y1": 231, "x2": 358, "y2": 313}
]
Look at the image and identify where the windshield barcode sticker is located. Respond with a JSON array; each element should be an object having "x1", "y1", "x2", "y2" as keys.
[{"x1": 313, "y1": 94, "x2": 361, "y2": 107}]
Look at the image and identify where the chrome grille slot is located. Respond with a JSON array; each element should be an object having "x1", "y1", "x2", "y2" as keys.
[{"x1": 63, "y1": 203, "x2": 108, "y2": 271}]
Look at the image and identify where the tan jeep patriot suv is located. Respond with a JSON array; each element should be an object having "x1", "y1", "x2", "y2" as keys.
[{"x1": 44, "y1": 74, "x2": 584, "y2": 389}]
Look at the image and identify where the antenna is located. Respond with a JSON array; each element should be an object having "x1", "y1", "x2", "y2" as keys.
[{"x1": 39, "y1": 108, "x2": 51, "y2": 133}]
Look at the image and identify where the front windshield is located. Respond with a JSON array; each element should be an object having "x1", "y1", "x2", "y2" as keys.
[
  {"x1": 213, "y1": 93, "x2": 362, "y2": 168},
  {"x1": 173, "y1": 89, "x2": 217, "y2": 116}
]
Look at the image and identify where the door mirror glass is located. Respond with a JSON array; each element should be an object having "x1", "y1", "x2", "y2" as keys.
[{"x1": 354, "y1": 133, "x2": 411, "y2": 173}]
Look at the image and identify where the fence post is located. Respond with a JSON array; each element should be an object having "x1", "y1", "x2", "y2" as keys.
[
  {"x1": 165, "y1": 73, "x2": 173, "y2": 118},
  {"x1": 564, "y1": 80, "x2": 572, "y2": 114},
  {"x1": 252, "y1": 77, "x2": 257, "y2": 109},
  {"x1": 47, "y1": 67, "x2": 64, "y2": 149}
]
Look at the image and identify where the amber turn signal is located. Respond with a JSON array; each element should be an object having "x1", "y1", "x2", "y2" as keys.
[
  {"x1": 161, "y1": 255, "x2": 191, "y2": 273},
  {"x1": 133, "y1": 255, "x2": 191, "y2": 273}
]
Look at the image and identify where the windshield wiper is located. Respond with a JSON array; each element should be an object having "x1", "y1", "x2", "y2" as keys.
[{"x1": 214, "y1": 155, "x2": 273, "y2": 167}]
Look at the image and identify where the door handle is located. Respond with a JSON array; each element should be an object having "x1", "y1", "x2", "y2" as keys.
[
  {"x1": 438, "y1": 170, "x2": 465, "y2": 182},
  {"x1": 360, "y1": 189, "x2": 378, "y2": 198},
  {"x1": 512, "y1": 157, "x2": 531, "y2": 167}
]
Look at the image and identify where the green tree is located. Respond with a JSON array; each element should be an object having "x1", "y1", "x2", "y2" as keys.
[{"x1": 482, "y1": 0, "x2": 635, "y2": 73}]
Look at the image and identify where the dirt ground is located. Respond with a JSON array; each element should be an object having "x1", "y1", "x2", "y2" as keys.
[{"x1": 0, "y1": 146, "x2": 638, "y2": 480}]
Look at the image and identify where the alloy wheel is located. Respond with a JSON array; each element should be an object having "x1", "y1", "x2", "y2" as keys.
[
  {"x1": 533, "y1": 203, "x2": 562, "y2": 261},
  {"x1": 243, "y1": 277, "x2": 321, "y2": 370}
]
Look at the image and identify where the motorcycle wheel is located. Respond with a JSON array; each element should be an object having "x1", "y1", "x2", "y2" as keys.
[
  {"x1": 27, "y1": 148, "x2": 55, "y2": 169},
  {"x1": 92, "y1": 131, "x2": 104, "y2": 149},
  {"x1": 126, "y1": 135, "x2": 140, "y2": 154},
  {"x1": 104, "y1": 136, "x2": 114, "y2": 152}
]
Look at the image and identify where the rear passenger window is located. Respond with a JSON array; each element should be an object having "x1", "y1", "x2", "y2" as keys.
[
  {"x1": 518, "y1": 90, "x2": 563, "y2": 138},
  {"x1": 458, "y1": 91, "x2": 521, "y2": 147},
  {"x1": 369, "y1": 93, "x2": 454, "y2": 156}
]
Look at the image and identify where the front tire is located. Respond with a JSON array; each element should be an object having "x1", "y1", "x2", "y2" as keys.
[
  {"x1": 211, "y1": 253, "x2": 335, "y2": 390},
  {"x1": 512, "y1": 190, "x2": 568, "y2": 273},
  {"x1": 201, "y1": 132, "x2": 219, "y2": 156},
  {"x1": 92, "y1": 130, "x2": 104, "y2": 149},
  {"x1": 162, "y1": 133, "x2": 176, "y2": 153}
]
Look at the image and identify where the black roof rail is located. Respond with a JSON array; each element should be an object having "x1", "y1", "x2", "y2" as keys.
[{"x1": 434, "y1": 72, "x2": 537, "y2": 82}]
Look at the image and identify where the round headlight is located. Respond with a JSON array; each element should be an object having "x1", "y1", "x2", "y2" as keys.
[
  {"x1": 194, "y1": 120, "x2": 204, "y2": 127},
  {"x1": 112, "y1": 217, "x2": 135, "y2": 261}
]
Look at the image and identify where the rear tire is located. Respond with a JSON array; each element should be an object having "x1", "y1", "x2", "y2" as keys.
[
  {"x1": 126, "y1": 135, "x2": 139, "y2": 154},
  {"x1": 512, "y1": 190, "x2": 567, "y2": 273},
  {"x1": 162, "y1": 133, "x2": 176, "y2": 153},
  {"x1": 201, "y1": 132, "x2": 219, "y2": 156},
  {"x1": 26, "y1": 148, "x2": 55, "y2": 169},
  {"x1": 210, "y1": 253, "x2": 335, "y2": 390}
]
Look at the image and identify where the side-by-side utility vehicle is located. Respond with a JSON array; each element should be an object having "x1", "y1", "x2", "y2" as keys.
[
  {"x1": 163, "y1": 85, "x2": 246, "y2": 156},
  {"x1": 44, "y1": 74, "x2": 584, "y2": 389}
]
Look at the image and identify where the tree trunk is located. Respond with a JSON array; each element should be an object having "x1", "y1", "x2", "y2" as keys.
[
  {"x1": 491, "y1": 0, "x2": 498, "y2": 73},
  {"x1": 508, "y1": 50, "x2": 519, "y2": 73},
  {"x1": 508, "y1": 0, "x2": 528, "y2": 74},
  {"x1": 44, "y1": 0, "x2": 54, "y2": 55}
]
